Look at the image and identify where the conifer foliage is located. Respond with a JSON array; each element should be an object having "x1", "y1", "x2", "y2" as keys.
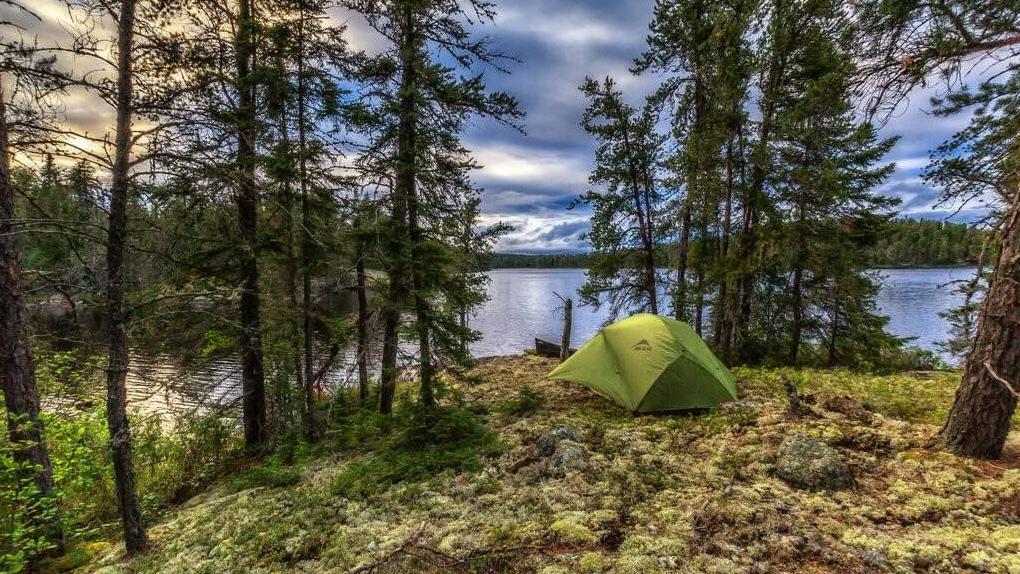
[{"x1": 579, "y1": 0, "x2": 903, "y2": 368}]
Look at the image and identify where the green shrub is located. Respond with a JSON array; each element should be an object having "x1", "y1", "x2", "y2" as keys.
[
  {"x1": 1, "y1": 435, "x2": 60, "y2": 573},
  {"x1": 230, "y1": 459, "x2": 303, "y2": 491},
  {"x1": 500, "y1": 385, "x2": 545, "y2": 415},
  {"x1": 331, "y1": 406, "x2": 499, "y2": 499}
]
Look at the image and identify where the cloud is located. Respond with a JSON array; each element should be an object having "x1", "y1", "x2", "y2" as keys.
[
  {"x1": 7, "y1": 0, "x2": 995, "y2": 251},
  {"x1": 473, "y1": 143, "x2": 590, "y2": 190},
  {"x1": 480, "y1": 212, "x2": 590, "y2": 253}
]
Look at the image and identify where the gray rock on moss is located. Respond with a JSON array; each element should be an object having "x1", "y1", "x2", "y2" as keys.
[
  {"x1": 545, "y1": 439, "x2": 589, "y2": 477},
  {"x1": 775, "y1": 434, "x2": 852, "y2": 490},
  {"x1": 532, "y1": 426, "x2": 580, "y2": 457},
  {"x1": 528, "y1": 426, "x2": 588, "y2": 477}
]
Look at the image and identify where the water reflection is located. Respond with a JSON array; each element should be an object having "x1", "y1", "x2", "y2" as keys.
[{"x1": 125, "y1": 267, "x2": 976, "y2": 419}]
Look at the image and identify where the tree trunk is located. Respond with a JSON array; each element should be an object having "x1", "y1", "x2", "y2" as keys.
[
  {"x1": 355, "y1": 232, "x2": 371, "y2": 405},
  {"x1": 940, "y1": 193, "x2": 1020, "y2": 459},
  {"x1": 674, "y1": 201, "x2": 691, "y2": 321},
  {"x1": 0, "y1": 73, "x2": 59, "y2": 551},
  {"x1": 826, "y1": 307, "x2": 839, "y2": 367},
  {"x1": 235, "y1": 0, "x2": 267, "y2": 450},
  {"x1": 274, "y1": 56, "x2": 305, "y2": 433},
  {"x1": 560, "y1": 297, "x2": 572, "y2": 362},
  {"x1": 296, "y1": 7, "x2": 317, "y2": 441},
  {"x1": 735, "y1": 13, "x2": 785, "y2": 362},
  {"x1": 399, "y1": 8, "x2": 434, "y2": 409},
  {"x1": 379, "y1": 6, "x2": 417, "y2": 414},
  {"x1": 694, "y1": 266, "x2": 705, "y2": 336},
  {"x1": 716, "y1": 137, "x2": 735, "y2": 352},
  {"x1": 105, "y1": 0, "x2": 147, "y2": 552},
  {"x1": 787, "y1": 203, "x2": 807, "y2": 365}
]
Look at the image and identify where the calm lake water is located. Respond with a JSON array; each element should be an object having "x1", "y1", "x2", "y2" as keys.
[
  {"x1": 470, "y1": 267, "x2": 977, "y2": 359},
  {"x1": 125, "y1": 267, "x2": 976, "y2": 420}
]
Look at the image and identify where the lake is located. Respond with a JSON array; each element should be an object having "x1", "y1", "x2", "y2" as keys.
[
  {"x1": 470, "y1": 267, "x2": 977, "y2": 359},
  {"x1": 125, "y1": 267, "x2": 977, "y2": 420}
]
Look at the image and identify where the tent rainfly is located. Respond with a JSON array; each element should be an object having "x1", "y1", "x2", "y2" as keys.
[{"x1": 547, "y1": 313, "x2": 738, "y2": 413}]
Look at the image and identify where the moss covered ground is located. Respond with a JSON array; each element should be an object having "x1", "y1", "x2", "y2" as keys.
[{"x1": 73, "y1": 356, "x2": 1020, "y2": 574}]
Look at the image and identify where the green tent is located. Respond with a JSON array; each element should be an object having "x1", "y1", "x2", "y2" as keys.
[{"x1": 547, "y1": 313, "x2": 738, "y2": 413}]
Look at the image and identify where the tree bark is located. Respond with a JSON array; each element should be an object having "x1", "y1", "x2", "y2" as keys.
[
  {"x1": 296, "y1": 6, "x2": 317, "y2": 441},
  {"x1": 355, "y1": 234, "x2": 370, "y2": 405},
  {"x1": 105, "y1": 0, "x2": 147, "y2": 552},
  {"x1": 398, "y1": 7, "x2": 434, "y2": 409},
  {"x1": 940, "y1": 192, "x2": 1020, "y2": 459},
  {"x1": 235, "y1": 0, "x2": 267, "y2": 450},
  {"x1": 0, "y1": 72, "x2": 59, "y2": 547}
]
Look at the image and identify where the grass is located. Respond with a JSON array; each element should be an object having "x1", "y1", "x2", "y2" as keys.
[
  {"x1": 735, "y1": 366, "x2": 981, "y2": 426},
  {"x1": 54, "y1": 355, "x2": 1020, "y2": 574},
  {"x1": 330, "y1": 406, "x2": 501, "y2": 499}
]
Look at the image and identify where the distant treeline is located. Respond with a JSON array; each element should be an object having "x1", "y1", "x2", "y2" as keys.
[
  {"x1": 487, "y1": 252, "x2": 592, "y2": 268},
  {"x1": 489, "y1": 219, "x2": 988, "y2": 269},
  {"x1": 867, "y1": 219, "x2": 987, "y2": 268}
]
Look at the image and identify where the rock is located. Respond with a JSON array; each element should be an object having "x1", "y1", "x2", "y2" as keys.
[
  {"x1": 775, "y1": 434, "x2": 852, "y2": 491},
  {"x1": 545, "y1": 439, "x2": 589, "y2": 477},
  {"x1": 532, "y1": 426, "x2": 579, "y2": 457}
]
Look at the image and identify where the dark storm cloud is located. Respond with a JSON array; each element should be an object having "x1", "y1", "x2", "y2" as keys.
[
  {"x1": 465, "y1": 0, "x2": 979, "y2": 251},
  {"x1": 11, "y1": 0, "x2": 983, "y2": 250}
]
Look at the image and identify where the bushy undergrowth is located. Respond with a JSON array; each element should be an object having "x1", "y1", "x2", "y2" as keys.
[
  {"x1": 1, "y1": 353, "x2": 243, "y2": 570},
  {"x1": 1, "y1": 435, "x2": 60, "y2": 573},
  {"x1": 499, "y1": 385, "x2": 545, "y2": 415},
  {"x1": 230, "y1": 457, "x2": 304, "y2": 491},
  {"x1": 330, "y1": 406, "x2": 501, "y2": 499}
]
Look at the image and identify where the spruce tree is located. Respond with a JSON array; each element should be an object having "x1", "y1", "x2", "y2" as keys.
[
  {"x1": 577, "y1": 76, "x2": 665, "y2": 318},
  {"x1": 349, "y1": 0, "x2": 521, "y2": 411},
  {"x1": 770, "y1": 1, "x2": 898, "y2": 365}
]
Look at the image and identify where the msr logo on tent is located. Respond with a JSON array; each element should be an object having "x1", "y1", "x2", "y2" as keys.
[{"x1": 633, "y1": 339, "x2": 652, "y2": 351}]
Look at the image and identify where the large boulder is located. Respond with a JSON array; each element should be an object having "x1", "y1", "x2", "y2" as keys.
[
  {"x1": 526, "y1": 427, "x2": 588, "y2": 477},
  {"x1": 775, "y1": 434, "x2": 852, "y2": 490}
]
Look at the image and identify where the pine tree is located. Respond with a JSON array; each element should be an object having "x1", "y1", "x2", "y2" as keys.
[
  {"x1": 102, "y1": 0, "x2": 148, "y2": 551},
  {"x1": 0, "y1": 4, "x2": 61, "y2": 560},
  {"x1": 349, "y1": 0, "x2": 522, "y2": 412},
  {"x1": 859, "y1": 0, "x2": 1020, "y2": 458},
  {"x1": 577, "y1": 76, "x2": 665, "y2": 318},
  {"x1": 770, "y1": 2, "x2": 898, "y2": 364}
]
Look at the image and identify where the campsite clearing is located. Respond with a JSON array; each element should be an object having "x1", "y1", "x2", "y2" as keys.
[{"x1": 78, "y1": 355, "x2": 1020, "y2": 574}]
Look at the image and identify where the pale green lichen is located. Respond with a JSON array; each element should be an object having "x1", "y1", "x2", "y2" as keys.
[
  {"x1": 549, "y1": 516, "x2": 596, "y2": 545},
  {"x1": 577, "y1": 552, "x2": 605, "y2": 573},
  {"x1": 65, "y1": 356, "x2": 1020, "y2": 574}
]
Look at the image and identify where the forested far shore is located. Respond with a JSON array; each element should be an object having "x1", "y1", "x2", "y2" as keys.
[{"x1": 488, "y1": 219, "x2": 989, "y2": 270}]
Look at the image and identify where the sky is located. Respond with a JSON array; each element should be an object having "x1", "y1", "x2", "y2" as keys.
[
  {"x1": 441, "y1": 0, "x2": 984, "y2": 253},
  {"x1": 7, "y1": 0, "x2": 986, "y2": 253}
]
